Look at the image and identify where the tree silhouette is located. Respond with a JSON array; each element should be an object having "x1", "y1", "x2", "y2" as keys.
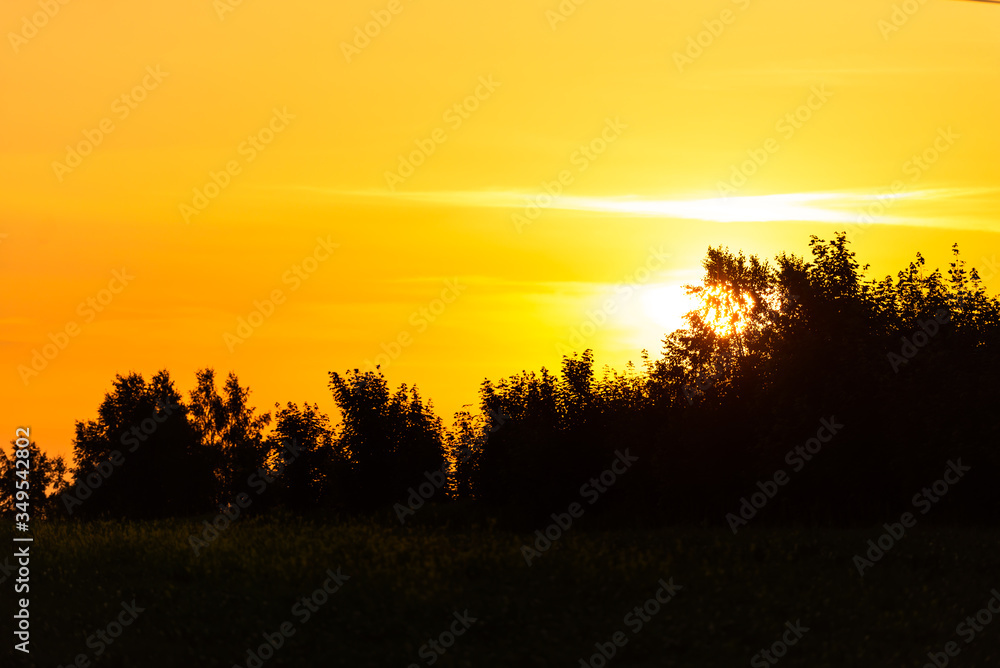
[
  {"x1": 445, "y1": 407, "x2": 487, "y2": 501},
  {"x1": 328, "y1": 368, "x2": 446, "y2": 509},
  {"x1": 188, "y1": 369, "x2": 272, "y2": 503},
  {"x1": 268, "y1": 401, "x2": 340, "y2": 510},
  {"x1": 68, "y1": 370, "x2": 215, "y2": 518},
  {"x1": 0, "y1": 439, "x2": 69, "y2": 519},
  {"x1": 46, "y1": 232, "x2": 1000, "y2": 527}
]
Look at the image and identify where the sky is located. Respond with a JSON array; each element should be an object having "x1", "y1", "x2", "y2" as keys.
[{"x1": 2, "y1": 0, "x2": 999, "y2": 461}]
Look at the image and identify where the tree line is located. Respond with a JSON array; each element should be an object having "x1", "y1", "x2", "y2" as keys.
[{"x1": 4, "y1": 232, "x2": 999, "y2": 526}]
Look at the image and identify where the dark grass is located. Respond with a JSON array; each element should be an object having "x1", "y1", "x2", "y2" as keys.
[{"x1": 4, "y1": 517, "x2": 1000, "y2": 667}]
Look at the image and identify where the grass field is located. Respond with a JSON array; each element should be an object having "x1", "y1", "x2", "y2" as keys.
[{"x1": 4, "y1": 516, "x2": 999, "y2": 667}]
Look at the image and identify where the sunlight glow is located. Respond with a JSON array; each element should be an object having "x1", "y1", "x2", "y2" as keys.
[
  {"x1": 693, "y1": 285, "x2": 756, "y2": 337},
  {"x1": 308, "y1": 188, "x2": 985, "y2": 225},
  {"x1": 639, "y1": 284, "x2": 696, "y2": 332}
]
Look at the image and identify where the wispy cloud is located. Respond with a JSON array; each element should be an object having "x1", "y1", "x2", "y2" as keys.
[{"x1": 274, "y1": 185, "x2": 1000, "y2": 228}]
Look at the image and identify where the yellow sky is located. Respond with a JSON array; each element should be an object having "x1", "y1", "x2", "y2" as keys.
[{"x1": 2, "y1": 0, "x2": 999, "y2": 460}]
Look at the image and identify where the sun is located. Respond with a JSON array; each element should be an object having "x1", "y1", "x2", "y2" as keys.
[
  {"x1": 638, "y1": 284, "x2": 697, "y2": 333},
  {"x1": 636, "y1": 282, "x2": 759, "y2": 342}
]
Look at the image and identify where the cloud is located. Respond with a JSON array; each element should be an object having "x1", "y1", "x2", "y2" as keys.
[{"x1": 271, "y1": 185, "x2": 1000, "y2": 229}]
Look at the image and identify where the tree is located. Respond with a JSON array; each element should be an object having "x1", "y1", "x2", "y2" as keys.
[
  {"x1": 188, "y1": 369, "x2": 272, "y2": 502},
  {"x1": 328, "y1": 368, "x2": 446, "y2": 509},
  {"x1": 67, "y1": 370, "x2": 215, "y2": 518},
  {"x1": 0, "y1": 440, "x2": 69, "y2": 520},
  {"x1": 268, "y1": 402, "x2": 340, "y2": 509},
  {"x1": 445, "y1": 405, "x2": 510, "y2": 501}
]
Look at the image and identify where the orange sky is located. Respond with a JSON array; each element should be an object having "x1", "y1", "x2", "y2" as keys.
[{"x1": 2, "y1": 0, "x2": 999, "y2": 461}]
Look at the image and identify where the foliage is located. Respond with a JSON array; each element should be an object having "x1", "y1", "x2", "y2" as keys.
[{"x1": 13, "y1": 232, "x2": 1000, "y2": 526}]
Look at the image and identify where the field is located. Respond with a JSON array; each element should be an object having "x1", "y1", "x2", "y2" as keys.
[{"x1": 4, "y1": 515, "x2": 999, "y2": 667}]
